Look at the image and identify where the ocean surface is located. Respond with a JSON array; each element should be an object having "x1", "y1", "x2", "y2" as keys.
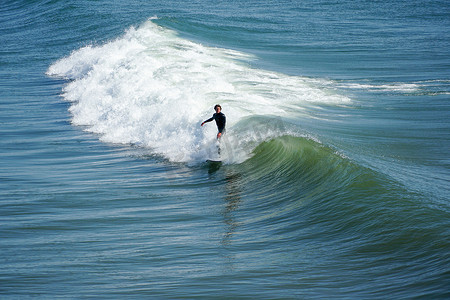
[{"x1": 1, "y1": 0, "x2": 449, "y2": 298}]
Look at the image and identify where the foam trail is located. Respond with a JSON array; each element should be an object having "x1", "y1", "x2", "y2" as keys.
[{"x1": 48, "y1": 20, "x2": 350, "y2": 163}]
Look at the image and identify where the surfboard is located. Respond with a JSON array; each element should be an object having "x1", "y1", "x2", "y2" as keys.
[
  {"x1": 205, "y1": 159, "x2": 222, "y2": 173},
  {"x1": 206, "y1": 159, "x2": 222, "y2": 163}
]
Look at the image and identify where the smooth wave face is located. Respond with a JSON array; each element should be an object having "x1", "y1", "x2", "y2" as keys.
[
  {"x1": 47, "y1": 20, "x2": 350, "y2": 163},
  {"x1": 206, "y1": 135, "x2": 449, "y2": 298}
]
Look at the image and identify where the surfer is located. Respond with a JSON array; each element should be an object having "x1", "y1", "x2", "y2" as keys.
[{"x1": 201, "y1": 104, "x2": 226, "y2": 139}]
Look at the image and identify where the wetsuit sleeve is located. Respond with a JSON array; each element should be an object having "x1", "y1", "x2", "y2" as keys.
[{"x1": 203, "y1": 114, "x2": 215, "y2": 123}]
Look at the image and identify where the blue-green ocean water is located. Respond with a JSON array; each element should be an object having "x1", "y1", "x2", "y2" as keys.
[{"x1": 1, "y1": 0, "x2": 449, "y2": 298}]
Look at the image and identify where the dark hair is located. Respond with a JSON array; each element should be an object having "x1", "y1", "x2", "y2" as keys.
[{"x1": 214, "y1": 104, "x2": 221, "y2": 110}]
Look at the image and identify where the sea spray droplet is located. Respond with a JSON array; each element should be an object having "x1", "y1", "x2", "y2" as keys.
[{"x1": 48, "y1": 20, "x2": 351, "y2": 163}]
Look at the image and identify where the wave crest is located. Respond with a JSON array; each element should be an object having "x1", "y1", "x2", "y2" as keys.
[{"x1": 47, "y1": 19, "x2": 351, "y2": 163}]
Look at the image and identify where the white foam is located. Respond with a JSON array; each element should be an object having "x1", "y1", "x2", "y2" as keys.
[
  {"x1": 337, "y1": 82, "x2": 421, "y2": 93},
  {"x1": 47, "y1": 19, "x2": 350, "y2": 163}
]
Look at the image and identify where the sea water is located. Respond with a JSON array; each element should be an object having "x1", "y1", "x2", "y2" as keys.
[{"x1": 1, "y1": 0, "x2": 449, "y2": 298}]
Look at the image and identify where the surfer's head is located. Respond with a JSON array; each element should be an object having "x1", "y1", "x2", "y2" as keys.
[{"x1": 214, "y1": 104, "x2": 221, "y2": 113}]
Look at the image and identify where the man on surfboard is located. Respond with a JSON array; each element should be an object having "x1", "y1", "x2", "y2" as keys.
[{"x1": 201, "y1": 104, "x2": 226, "y2": 139}]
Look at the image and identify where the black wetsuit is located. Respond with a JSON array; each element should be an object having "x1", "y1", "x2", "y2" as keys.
[{"x1": 204, "y1": 112, "x2": 226, "y2": 134}]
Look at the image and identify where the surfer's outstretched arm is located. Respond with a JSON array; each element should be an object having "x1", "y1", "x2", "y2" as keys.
[{"x1": 201, "y1": 117, "x2": 214, "y2": 126}]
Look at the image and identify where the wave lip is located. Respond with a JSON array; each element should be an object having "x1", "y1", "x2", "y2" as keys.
[{"x1": 48, "y1": 20, "x2": 351, "y2": 163}]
